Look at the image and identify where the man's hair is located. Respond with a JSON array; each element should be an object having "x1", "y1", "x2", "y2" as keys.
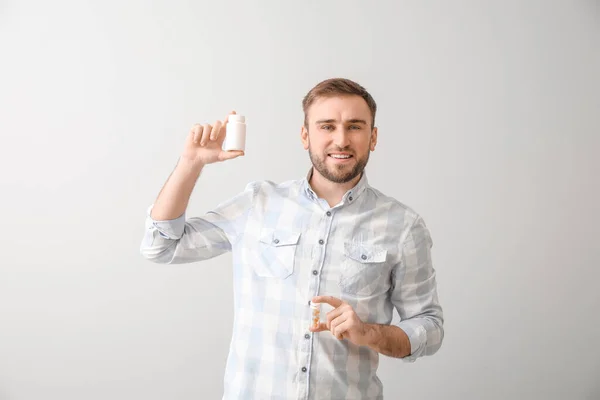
[{"x1": 302, "y1": 78, "x2": 377, "y2": 128}]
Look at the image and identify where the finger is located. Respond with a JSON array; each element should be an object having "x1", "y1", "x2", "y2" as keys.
[
  {"x1": 309, "y1": 322, "x2": 328, "y2": 332},
  {"x1": 218, "y1": 150, "x2": 244, "y2": 161},
  {"x1": 200, "y1": 123, "x2": 212, "y2": 146},
  {"x1": 326, "y1": 307, "x2": 346, "y2": 329},
  {"x1": 312, "y1": 295, "x2": 344, "y2": 308},
  {"x1": 192, "y1": 124, "x2": 203, "y2": 144},
  {"x1": 332, "y1": 320, "x2": 353, "y2": 340},
  {"x1": 222, "y1": 110, "x2": 236, "y2": 128},
  {"x1": 210, "y1": 120, "x2": 222, "y2": 141},
  {"x1": 329, "y1": 314, "x2": 347, "y2": 334},
  {"x1": 330, "y1": 316, "x2": 347, "y2": 340},
  {"x1": 216, "y1": 110, "x2": 237, "y2": 141}
]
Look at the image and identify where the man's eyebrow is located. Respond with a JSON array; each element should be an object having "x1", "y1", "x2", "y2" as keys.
[
  {"x1": 347, "y1": 119, "x2": 367, "y2": 124},
  {"x1": 314, "y1": 118, "x2": 367, "y2": 124}
]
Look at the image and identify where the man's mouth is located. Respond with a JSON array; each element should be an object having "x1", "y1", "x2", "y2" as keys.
[{"x1": 328, "y1": 153, "x2": 353, "y2": 160}]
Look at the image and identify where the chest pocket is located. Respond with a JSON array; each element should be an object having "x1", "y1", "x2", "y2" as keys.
[
  {"x1": 339, "y1": 242, "x2": 389, "y2": 296},
  {"x1": 252, "y1": 228, "x2": 301, "y2": 279}
]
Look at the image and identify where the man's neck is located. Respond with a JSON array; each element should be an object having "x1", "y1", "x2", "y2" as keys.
[{"x1": 309, "y1": 168, "x2": 362, "y2": 208}]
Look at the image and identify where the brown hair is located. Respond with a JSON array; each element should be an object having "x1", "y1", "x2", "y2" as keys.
[{"x1": 302, "y1": 78, "x2": 377, "y2": 128}]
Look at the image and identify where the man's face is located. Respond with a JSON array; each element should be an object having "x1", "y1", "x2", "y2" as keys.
[{"x1": 301, "y1": 95, "x2": 377, "y2": 184}]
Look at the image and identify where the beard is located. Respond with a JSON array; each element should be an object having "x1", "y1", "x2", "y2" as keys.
[{"x1": 308, "y1": 145, "x2": 369, "y2": 184}]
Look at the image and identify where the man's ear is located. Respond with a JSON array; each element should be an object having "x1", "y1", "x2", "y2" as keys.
[
  {"x1": 301, "y1": 125, "x2": 309, "y2": 150},
  {"x1": 370, "y1": 127, "x2": 378, "y2": 151}
]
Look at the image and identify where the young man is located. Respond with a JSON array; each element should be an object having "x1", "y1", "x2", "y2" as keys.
[{"x1": 140, "y1": 78, "x2": 444, "y2": 399}]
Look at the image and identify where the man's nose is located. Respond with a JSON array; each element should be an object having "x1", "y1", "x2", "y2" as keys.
[{"x1": 332, "y1": 128, "x2": 351, "y2": 148}]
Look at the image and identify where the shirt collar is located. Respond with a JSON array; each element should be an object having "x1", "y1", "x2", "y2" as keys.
[{"x1": 302, "y1": 167, "x2": 369, "y2": 204}]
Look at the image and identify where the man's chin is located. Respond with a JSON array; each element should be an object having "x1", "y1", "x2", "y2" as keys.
[{"x1": 324, "y1": 169, "x2": 359, "y2": 184}]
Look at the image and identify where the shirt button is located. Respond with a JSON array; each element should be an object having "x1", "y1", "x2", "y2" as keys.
[
  {"x1": 349, "y1": 196, "x2": 353, "y2": 201},
  {"x1": 305, "y1": 334, "x2": 310, "y2": 339},
  {"x1": 361, "y1": 254, "x2": 367, "y2": 260},
  {"x1": 319, "y1": 239, "x2": 324, "y2": 245},
  {"x1": 301, "y1": 367, "x2": 307, "y2": 372},
  {"x1": 312, "y1": 270, "x2": 318, "y2": 275},
  {"x1": 326, "y1": 211, "x2": 332, "y2": 216}
]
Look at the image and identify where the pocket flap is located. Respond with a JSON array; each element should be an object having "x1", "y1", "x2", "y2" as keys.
[
  {"x1": 344, "y1": 242, "x2": 387, "y2": 263},
  {"x1": 259, "y1": 228, "x2": 301, "y2": 246}
]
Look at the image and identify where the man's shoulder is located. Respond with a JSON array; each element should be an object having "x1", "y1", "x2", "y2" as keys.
[{"x1": 366, "y1": 185, "x2": 421, "y2": 222}]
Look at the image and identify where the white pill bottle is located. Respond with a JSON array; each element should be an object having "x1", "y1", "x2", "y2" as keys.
[{"x1": 223, "y1": 114, "x2": 246, "y2": 151}]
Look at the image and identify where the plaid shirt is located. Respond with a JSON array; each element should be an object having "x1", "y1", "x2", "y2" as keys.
[{"x1": 140, "y1": 169, "x2": 444, "y2": 399}]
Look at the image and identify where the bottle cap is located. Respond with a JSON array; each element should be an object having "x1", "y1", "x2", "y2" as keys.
[{"x1": 228, "y1": 114, "x2": 245, "y2": 123}]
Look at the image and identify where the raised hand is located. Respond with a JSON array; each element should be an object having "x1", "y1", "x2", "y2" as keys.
[{"x1": 180, "y1": 111, "x2": 245, "y2": 165}]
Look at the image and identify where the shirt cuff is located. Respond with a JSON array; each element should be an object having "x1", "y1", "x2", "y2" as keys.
[
  {"x1": 397, "y1": 319, "x2": 427, "y2": 363},
  {"x1": 145, "y1": 204, "x2": 186, "y2": 240}
]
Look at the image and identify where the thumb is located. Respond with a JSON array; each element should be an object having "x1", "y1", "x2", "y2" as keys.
[
  {"x1": 219, "y1": 150, "x2": 244, "y2": 161},
  {"x1": 309, "y1": 322, "x2": 329, "y2": 333}
]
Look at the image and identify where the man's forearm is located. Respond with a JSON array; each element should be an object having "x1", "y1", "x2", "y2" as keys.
[
  {"x1": 363, "y1": 324, "x2": 411, "y2": 358},
  {"x1": 150, "y1": 157, "x2": 204, "y2": 221}
]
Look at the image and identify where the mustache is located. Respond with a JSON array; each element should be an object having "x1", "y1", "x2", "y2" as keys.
[{"x1": 326, "y1": 147, "x2": 353, "y2": 153}]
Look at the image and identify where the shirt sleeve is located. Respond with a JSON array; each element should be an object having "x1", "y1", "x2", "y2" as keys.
[
  {"x1": 391, "y1": 215, "x2": 444, "y2": 362},
  {"x1": 139, "y1": 182, "x2": 257, "y2": 264}
]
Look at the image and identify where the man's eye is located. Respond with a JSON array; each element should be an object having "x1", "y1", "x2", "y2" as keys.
[
  {"x1": 349, "y1": 125, "x2": 361, "y2": 130},
  {"x1": 321, "y1": 125, "x2": 334, "y2": 131}
]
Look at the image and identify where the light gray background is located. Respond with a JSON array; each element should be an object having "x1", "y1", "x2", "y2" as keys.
[{"x1": 1, "y1": 1, "x2": 599, "y2": 399}]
